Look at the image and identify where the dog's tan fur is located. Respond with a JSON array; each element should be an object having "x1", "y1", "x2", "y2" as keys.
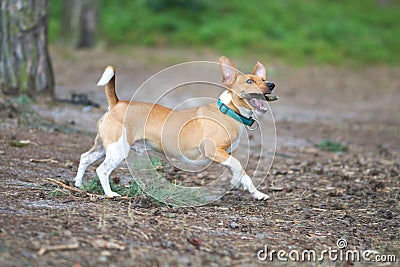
[{"x1": 74, "y1": 56, "x2": 275, "y2": 200}]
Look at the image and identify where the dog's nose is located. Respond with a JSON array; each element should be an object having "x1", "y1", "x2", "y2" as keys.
[{"x1": 266, "y1": 82, "x2": 275, "y2": 91}]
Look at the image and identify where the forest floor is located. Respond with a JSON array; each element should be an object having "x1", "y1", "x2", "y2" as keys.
[{"x1": 0, "y1": 46, "x2": 399, "y2": 266}]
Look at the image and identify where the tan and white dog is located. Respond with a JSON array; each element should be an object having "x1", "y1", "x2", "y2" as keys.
[{"x1": 74, "y1": 56, "x2": 276, "y2": 200}]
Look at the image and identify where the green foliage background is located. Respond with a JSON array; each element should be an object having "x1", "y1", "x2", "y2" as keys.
[{"x1": 49, "y1": 0, "x2": 400, "y2": 65}]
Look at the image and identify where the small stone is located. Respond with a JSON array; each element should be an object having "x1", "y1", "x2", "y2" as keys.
[
  {"x1": 343, "y1": 171, "x2": 355, "y2": 178},
  {"x1": 98, "y1": 256, "x2": 107, "y2": 262},
  {"x1": 187, "y1": 237, "x2": 202, "y2": 249},
  {"x1": 290, "y1": 166, "x2": 302, "y2": 172},
  {"x1": 313, "y1": 167, "x2": 323, "y2": 174},
  {"x1": 112, "y1": 176, "x2": 121, "y2": 184},
  {"x1": 162, "y1": 240, "x2": 175, "y2": 248},
  {"x1": 230, "y1": 221, "x2": 239, "y2": 229},
  {"x1": 149, "y1": 218, "x2": 158, "y2": 225},
  {"x1": 100, "y1": 251, "x2": 112, "y2": 257},
  {"x1": 383, "y1": 210, "x2": 393, "y2": 220},
  {"x1": 273, "y1": 170, "x2": 288, "y2": 175},
  {"x1": 64, "y1": 230, "x2": 72, "y2": 236}
]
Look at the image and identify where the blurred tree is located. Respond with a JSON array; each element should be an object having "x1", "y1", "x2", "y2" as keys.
[
  {"x1": 62, "y1": 0, "x2": 97, "y2": 48},
  {"x1": 0, "y1": 0, "x2": 54, "y2": 97}
]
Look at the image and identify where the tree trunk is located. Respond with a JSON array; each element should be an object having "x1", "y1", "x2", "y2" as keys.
[
  {"x1": 62, "y1": 0, "x2": 97, "y2": 48},
  {"x1": 0, "y1": 0, "x2": 54, "y2": 97}
]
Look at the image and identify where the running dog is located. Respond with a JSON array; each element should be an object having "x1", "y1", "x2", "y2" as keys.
[{"x1": 74, "y1": 56, "x2": 276, "y2": 200}]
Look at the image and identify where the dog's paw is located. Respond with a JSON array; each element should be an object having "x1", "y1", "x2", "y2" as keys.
[
  {"x1": 252, "y1": 190, "x2": 270, "y2": 201},
  {"x1": 74, "y1": 180, "x2": 82, "y2": 187},
  {"x1": 105, "y1": 191, "x2": 121, "y2": 198}
]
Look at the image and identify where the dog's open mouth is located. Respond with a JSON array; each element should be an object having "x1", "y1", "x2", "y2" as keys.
[
  {"x1": 249, "y1": 98, "x2": 268, "y2": 113},
  {"x1": 240, "y1": 91, "x2": 278, "y2": 113}
]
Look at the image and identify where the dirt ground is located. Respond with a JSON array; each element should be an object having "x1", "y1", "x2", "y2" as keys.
[{"x1": 0, "y1": 46, "x2": 399, "y2": 266}]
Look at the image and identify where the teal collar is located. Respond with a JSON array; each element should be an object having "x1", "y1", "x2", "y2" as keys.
[{"x1": 217, "y1": 99, "x2": 255, "y2": 126}]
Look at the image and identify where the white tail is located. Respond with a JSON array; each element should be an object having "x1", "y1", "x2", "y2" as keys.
[
  {"x1": 97, "y1": 66, "x2": 115, "y2": 86},
  {"x1": 97, "y1": 66, "x2": 118, "y2": 108}
]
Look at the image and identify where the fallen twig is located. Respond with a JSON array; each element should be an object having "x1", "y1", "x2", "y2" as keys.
[
  {"x1": 30, "y1": 158, "x2": 58, "y2": 163},
  {"x1": 47, "y1": 178, "x2": 100, "y2": 199},
  {"x1": 46, "y1": 178, "x2": 129, "y2": 199},
  {"x1": 46, "y1": 178, "x2": 83, "y2": 193},
  {"x1": 37, "y1": 242, "x2": 79, "y2": 256},
  {"x1": 82, "y1": 239, "x2": 126, "y2": 250},
  {"x1": 240, "y1": 91, "x2": 279, "y2": 102}
]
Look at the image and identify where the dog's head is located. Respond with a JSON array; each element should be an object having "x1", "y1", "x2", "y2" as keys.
[{"x1": 219, "y1": 56, "x2": 276, "y2": 114}]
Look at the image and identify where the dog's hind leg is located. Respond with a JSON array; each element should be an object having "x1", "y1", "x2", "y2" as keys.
[
  {"x1": 96, "y1": 128, "x2": 130, "y2": 197},
  {"x1": 75, "y1": 135, "x2": 105, "y2": 187}
]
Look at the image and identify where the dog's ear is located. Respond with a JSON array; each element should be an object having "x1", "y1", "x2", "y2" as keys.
[
  {"x1": 219, "y1": 56, "x2": 238, "y2": 86},
  {"x1": 253, "y1": 61, "x2": 266, "y2": 80}
]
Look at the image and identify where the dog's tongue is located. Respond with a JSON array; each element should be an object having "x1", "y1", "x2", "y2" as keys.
[{"x1": 250, "y1": 98, "x2": 268, "y2": 113}]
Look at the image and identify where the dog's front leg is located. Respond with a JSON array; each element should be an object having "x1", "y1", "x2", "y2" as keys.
[
  {"x1": 221, "y1": 156, "x2": 270, "y2": 200},
  {"x1": 204, "y1": 146, "x2": 269, "y2": 200}
]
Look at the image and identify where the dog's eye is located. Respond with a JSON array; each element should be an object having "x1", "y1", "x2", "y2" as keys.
[{"x1": 246, "y1": 79, "x2": 254, "y2": 84}]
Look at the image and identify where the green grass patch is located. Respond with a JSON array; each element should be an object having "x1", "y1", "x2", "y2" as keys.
[
  {"x1": 82, "y1": 178, "x2": 142, "y2": 197},
  {"x1": 82, "y1": 173, "x2": 209, "y2": 207},
  {"x1": 50, "y1": 188, "x2": 69, "y2": 197},
  {"x1": 49, "y1": 0, "x2": 400, "y2": 65},
  {"x1": 146, "y1": 155, "x2": 209, "y2": 206},
  {"x1": 50, "y1": 231, "x2": 59, "y2": 237},
  {"x1": 126, "y1": 153, "x2": 211, "y2": 207},
  {"x1": 141, "y1": 177, "x2": 210, "y2": 207},
  {"x1": 13, "y1": 94, "x2": 33, "y2": 105},
  {"x1": 317, "y1": 139, "x2": 348, "y2": 152},
  {"x1": 46, "y1": 153, "x2": 212, "y2": 206},
  {"x1": 9, "y1": 140, "x2": 30, "y2": 148}
]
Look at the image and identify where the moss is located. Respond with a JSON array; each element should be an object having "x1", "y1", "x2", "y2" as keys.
[{"x1": 318, "y1": 140, "x2": 349, "y2": 152}]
